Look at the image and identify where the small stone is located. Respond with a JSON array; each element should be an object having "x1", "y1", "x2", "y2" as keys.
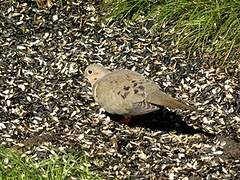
[
  {"x1": 0, "y1": 123, "x2": 6, "y2": 129},
  {"x1": 17, "y1": 45, "x2": 26, "y2": 50},
  {"x1": 52, "y1": 14, "x2": 58, "y2": 21},
  {"x1": 138, "y1": 151, "x2": 148, "y2": 160}
]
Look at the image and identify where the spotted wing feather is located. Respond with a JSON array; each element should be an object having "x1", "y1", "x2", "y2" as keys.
[{"x1": 93, "y1": 70, "x2": 158, "y2": 115}]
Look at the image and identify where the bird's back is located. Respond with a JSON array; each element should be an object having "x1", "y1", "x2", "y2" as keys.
[{"x1": 92, "y1": 70, "x2": 159, "y2": 115}]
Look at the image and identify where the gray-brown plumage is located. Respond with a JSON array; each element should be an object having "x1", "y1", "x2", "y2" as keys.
[{"x1": 84, "y1": 64, "x2": 197, "y2": 116}]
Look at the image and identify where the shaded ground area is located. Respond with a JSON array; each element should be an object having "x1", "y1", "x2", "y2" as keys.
[
  {"x1": 0, "y1": 0, "x2": 239, "y2": 179},
  {"x1": 107, "y1": 108, "x2": 214, "y2": 136}
]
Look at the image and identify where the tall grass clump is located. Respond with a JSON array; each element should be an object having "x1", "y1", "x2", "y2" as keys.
[{"x1": 102, "y1": 0, "x2": 240, "y2": 64}]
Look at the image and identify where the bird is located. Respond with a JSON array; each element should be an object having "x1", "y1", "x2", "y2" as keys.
[{"x1": 84, "y1": 63, "x2": 197, "y2": 122}]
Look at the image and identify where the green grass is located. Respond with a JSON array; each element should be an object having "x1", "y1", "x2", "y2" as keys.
[
  {"x1": 102, "y1": 0, "x2": 240, "y2": 64},
  {"x1": 0, "y1": 147, "x2": 101, "y2": 180}
]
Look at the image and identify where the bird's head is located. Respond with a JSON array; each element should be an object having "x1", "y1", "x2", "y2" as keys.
[{"x1": 84, "y1": 64, "x2": 110, "y2": 86}]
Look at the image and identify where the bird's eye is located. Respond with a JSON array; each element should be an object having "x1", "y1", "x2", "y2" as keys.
[{"x1": 88, "y1": 70, "x2": 93, "y2": 74}]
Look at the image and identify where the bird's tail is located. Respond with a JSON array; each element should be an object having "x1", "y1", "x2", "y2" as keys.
[{"x1": 147, "y1": 91, "x2": 197, "y2": 111}]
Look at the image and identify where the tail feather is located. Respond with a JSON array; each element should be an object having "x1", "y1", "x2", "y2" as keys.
[{"x1": 147, "y1": 91, "x2": 197, "y2": 111}]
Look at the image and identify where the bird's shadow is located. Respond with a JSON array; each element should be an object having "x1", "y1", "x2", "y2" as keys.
[{"x1": 107, "y1": 107, "x2": 214, "y2": 137}]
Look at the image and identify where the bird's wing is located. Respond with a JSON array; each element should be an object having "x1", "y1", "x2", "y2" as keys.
[{"x1": 93, "y1": 70, "x2": 159, "y2": 115}]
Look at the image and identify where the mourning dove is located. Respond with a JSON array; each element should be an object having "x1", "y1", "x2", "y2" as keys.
[{"x1": 84, "y1": 64, "x2": 197, "y2": 116}]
